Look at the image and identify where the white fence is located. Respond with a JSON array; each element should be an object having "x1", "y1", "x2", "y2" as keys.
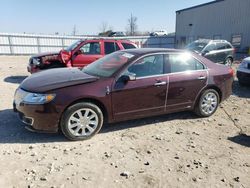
[{"x1": 0, "y1": 33, "x2": 175, "y2": 55}]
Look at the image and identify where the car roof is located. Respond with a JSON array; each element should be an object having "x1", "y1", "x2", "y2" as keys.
[
  {"x1": 80, "y1": 38, "x2": 132, "y2": 43},
  {"x1": 120, "y1": 48, "x2": 185, "y2": 55},
  {"x1": 195, "y1": 39, "x2": 230, "y2": 44}
]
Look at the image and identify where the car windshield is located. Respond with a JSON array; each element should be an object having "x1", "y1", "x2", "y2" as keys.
[
  {"x1": 186, "y1": 41, "x2": 208, "y2": 52},
  {"x1": 82, "y1": 51, "x2": 135, "y2": 77},
  {"x1": 64, "y1": 40, "x2": 81, "y2": 52}
]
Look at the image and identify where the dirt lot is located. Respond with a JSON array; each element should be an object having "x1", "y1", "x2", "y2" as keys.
[{"x1": 0, "y1": 56, "x2": 249, "y2": 188}]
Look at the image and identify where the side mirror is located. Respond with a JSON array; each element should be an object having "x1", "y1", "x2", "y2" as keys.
[{"x1": 118, "y1": 73, "x2": 136, "y2": 83}]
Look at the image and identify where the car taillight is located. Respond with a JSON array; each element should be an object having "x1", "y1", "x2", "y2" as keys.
[
  {"x1": 229, "y1": 67, "x2": 234, "y2": 77},
  {"x1": 233, "y1": 47, "x2": 236, "y2": 54}
]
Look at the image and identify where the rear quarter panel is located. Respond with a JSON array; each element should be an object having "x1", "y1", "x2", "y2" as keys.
[{"x1": 197, "y1": 54, "x2": 233, "y2": 101}]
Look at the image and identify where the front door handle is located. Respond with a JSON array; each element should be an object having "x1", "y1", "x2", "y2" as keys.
[
  {"x1": 197, "y1": 76, "x2": 206, "y2": 80},
  {"x1": 154, "y1": 81, "x2": 166, "y2": 86}
]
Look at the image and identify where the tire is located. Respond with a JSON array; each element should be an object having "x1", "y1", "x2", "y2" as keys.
[
  {"x1": 225, "y1": 57, "x2": 233, "y2": 66},
  {"x1": 60, "y1": 102, "x2": 103, "y2": 141},
  {"x1": 194, "y1": 89, "x2": 220, "y2": 117},
  {"x1": 48, "y1": 63, "x2": 65, "y2": 69}
]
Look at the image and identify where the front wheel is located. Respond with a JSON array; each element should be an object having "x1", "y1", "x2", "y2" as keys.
[
  {"x1": 225, "y1": 57, "x2": 233, "y2": 66},
  {"x1": 194, "y1": 89, "x2": 219, "y2": 117},
  {"x1": 60, "y1": 102, "x2": 103, "y2": 141}
]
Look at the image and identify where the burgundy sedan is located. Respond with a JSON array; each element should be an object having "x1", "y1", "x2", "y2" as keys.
[{"x1": 14, "y1": 48, "x2": 234, "y2": 140}]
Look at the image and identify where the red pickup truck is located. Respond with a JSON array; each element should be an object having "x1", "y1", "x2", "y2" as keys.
[{"x1": 28, "y1": 39, "x2": 137, "y2": 73}]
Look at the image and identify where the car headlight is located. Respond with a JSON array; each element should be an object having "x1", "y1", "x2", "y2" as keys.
[
  {"x1": 33, "y1": 58, "x2": 40, "y2": 66},
  {"x1": 23, "y1": 93, "x2": 56, "y2": 104}
]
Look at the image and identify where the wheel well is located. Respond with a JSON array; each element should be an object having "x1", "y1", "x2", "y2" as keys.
[
  {"x1": 49, "y1": 60, "x2": 66, "y2": 67},
  {"x1": 62, "y1": 98, "x2": 108, "y2": 122},
  {"x1": 194, "y1": 85, "x2": 222, "y2": 108},
  {"x1": 204, "y1": 86, "x2": 222, "y2": 102},
  {"x1": 226, "y1": 56, "x2": 233, "y2": 61}
]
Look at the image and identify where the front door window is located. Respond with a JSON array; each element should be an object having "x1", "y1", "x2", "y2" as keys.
[
  {"x1": 80, "y1": 42, "x2": 101, "y2": 54},
  {"x1": 127, "y1": 54, "x2": 164, "y2": 77}
]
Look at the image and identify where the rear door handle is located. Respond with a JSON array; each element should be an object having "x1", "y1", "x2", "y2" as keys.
[
  {"x1": 154, "y1": 81, "x2": 166, "y2": 86},
  {"x1": 197, "y1": 76, "x2": 206, "y2": 80}
]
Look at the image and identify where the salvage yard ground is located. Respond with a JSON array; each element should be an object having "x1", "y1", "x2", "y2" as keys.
[{"x1": 0, "y1": 56, "x2": 249, "y2": 188}]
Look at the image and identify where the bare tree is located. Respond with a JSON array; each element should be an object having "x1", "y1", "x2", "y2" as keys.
[
  {"x1": 99, "y1": 22, "x2": 113, "y2": 33},
  {"x1": 126, "y1": 14, "x2": 138, "y2": 36},
  {"x1": 100, "y1": 22, "x2": 108, "y2": 33},
  {"x1": 72, "y1": 25, "x2": 77, "y2": 36}
]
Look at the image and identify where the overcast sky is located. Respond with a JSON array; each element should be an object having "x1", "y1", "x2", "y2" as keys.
[{"x1": 0, "y1": 0, "x2": 210, "y2": 35}]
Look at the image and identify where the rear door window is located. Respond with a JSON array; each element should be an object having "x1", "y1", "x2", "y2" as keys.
[
  {"x1": 122, "y1": 43, "x2": 136, "y2": 49},
  {"x1": 128, "y1": 54, "x2": 164, "y2": 77},
  {"x1": 80, "y1": 42, "x2": 101, "y2": 54},
  {"x1": 216, "y1": 43, "x2": 227, "y2": 50},
  {"x1": 104, "y1": 42, "x2": 120, "y2": 54},
  {"x1": 166, "y1": 53, "x2": 205, "y2": 73},
  {"x1": 204, "y1": 43, "x2": 216, "y2": 52}
]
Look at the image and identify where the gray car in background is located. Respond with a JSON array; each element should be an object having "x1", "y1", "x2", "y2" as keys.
[{"x1": 186, "y1": 39, "x2": 235, "y2": 66}]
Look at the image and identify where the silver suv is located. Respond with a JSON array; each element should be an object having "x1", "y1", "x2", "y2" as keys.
[{"x1": 186, "y1": 39, "x2": 235, "y2": 66}]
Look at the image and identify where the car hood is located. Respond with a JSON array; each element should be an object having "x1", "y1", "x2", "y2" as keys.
[
  {"x1": 243, "y1": 57, "x2": 250, "y2": 62},
  {"x1": 20, "y1": 68, "x2": 98, "y2": 93},
  {"x1": 32, "y1": 51, "x2": 60, "y2": 58}
]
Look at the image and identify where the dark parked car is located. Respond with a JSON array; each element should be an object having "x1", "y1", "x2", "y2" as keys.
[
  {"x1": 108, "y1": 31, "x2": 126, "y2": 37},
  {"x1": 237, "y1": 57, "x2": 250, "y2": 86},
  {"x1": 186, "y1": 39, "x2": 235, "y2": 66},
  {"x1": 28, "y1": 39, "x2": 137, "y2": 73},
  {"x1": 14, "y1": 48, "x2": 234, "y2": 141}
]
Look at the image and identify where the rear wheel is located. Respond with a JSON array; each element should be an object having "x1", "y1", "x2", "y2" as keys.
[
  {"x1": 238, "y1": 79, "x2": 248, "y2": 86},
  {"x1": 225, "y1": 57, "x2": 233, "y2": 66},
  {"x1": 60, "y1": 102, "x2": 103, "y2": 141},
  {"x1": 195, "y1": 89, "x2": 219, "y2": 117}
]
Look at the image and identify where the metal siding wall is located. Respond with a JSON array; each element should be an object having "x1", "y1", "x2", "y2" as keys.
[
  {"x1": 0, "y1": 36, "x2": 9, "y2": 44},
  {"x1": 176, "y1": 0, "x2": 250, "y2": 49},
  {"x1": 11, "y1": 37, "x2": 37, "y2": 45},
  {"x1": 0, "y1": 33, "x2": 175, "y2": 55},
  {"x1": 39, "y1": 38, "x2": 62, "y2": 46},
  {"x1": 0, "y1": 46, "x2": 11, "y2": 54},
  {"x1": 40, "y1": 47, "x2": 63, "y2": 53},
  {"x1": 63, "y1": 39, "x2": 79, "y2": 46}
]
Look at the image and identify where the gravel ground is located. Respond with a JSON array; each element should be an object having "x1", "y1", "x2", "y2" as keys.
[{"x1": 0, "y1": 56, "x2": 249, "y2": 188}]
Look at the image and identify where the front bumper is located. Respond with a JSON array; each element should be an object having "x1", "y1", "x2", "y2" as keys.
[
  {"x1": 13, "y1": 101, "x2": 60, "y2": 133},
  {"x1": 237, "y1": 70, "x2": 250, "y2": 84}
]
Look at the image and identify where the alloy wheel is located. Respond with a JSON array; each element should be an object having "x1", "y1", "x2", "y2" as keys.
[
  {"x1": 201, "y1": 92, "x2": 218, "y2": 115},
  {"x1": 68, "y1": 108, "x2": 99, "y2": 137},
  {"x1": 225, "y1": 58, "x2": 233, "y2": 66}
]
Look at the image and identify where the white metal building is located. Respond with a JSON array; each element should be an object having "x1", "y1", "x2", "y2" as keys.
[{"x1": 175, "y1": 0, "x2": 250, "y2": 52}]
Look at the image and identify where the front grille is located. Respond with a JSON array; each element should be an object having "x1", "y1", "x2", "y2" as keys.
[{"x1": 18, "y1": 112, "x2": 34, "y2": 126}]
